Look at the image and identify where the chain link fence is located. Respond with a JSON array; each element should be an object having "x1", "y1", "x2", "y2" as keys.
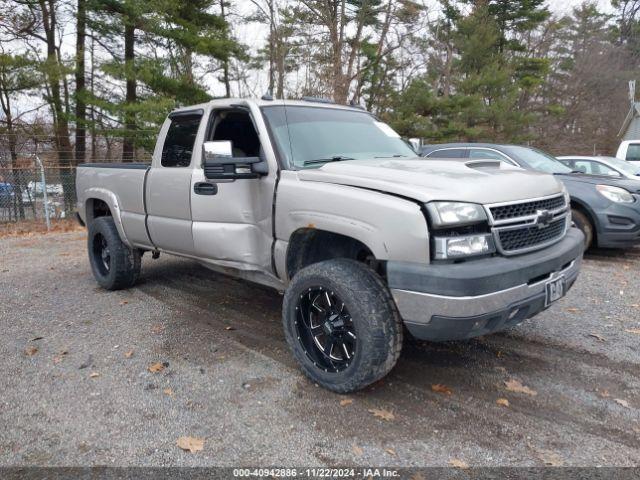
[
  {"x1": 0, "y1": 165, "x2": 77, "y2": 229},
  {"x1": 1, "y1": 128, "x2": 153, "y2": 234}
]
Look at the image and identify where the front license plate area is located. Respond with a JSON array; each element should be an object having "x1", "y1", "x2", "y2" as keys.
[{"x1": 545, "y1": 276, "x2": 566, "y2": 306}]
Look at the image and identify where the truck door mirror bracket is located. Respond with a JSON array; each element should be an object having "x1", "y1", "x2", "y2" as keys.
[{"x1": 202, "y1": 141, "x2": 269, "y2": 180}]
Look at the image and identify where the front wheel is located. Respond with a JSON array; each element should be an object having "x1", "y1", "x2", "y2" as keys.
[
  {"x1": 282, "y1": 259, "x2": 402, "y2": 393},
  {"x1": 88, "y1": 216, "x2": 141, "y2": 290},
  {"x1": 571, "y1": 208, "x2": 594, "y2": 250}
]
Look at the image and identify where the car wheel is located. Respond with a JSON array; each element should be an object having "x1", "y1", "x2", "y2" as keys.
[
  {"x1": 282, "y1": 259, "x2": 402, "y2": 393},
  {"x1": 571, "y1": 208, "x2": 593, "y2": 249},
  {"x1": 88, "y1": 216, "x2": 141, "y2": 290}
]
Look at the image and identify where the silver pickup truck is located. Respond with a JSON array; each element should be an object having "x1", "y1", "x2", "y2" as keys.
[{"x1": 76, "y1": 98, "x2": 584, "y2": 392}]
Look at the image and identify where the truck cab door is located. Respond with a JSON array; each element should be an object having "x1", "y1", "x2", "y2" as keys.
[
  {"x1": 190, "y1": 105, "x2": 277, "y2": 274},
  {"x1": 146, "y1": 110, "x2": 203, "y2": 255}
]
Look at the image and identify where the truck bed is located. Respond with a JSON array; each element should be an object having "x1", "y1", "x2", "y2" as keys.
[{"x1": 76, "y1": 163, "x2": 153, "y2": 249}]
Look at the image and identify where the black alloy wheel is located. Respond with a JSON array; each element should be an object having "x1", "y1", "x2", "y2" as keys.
[
  {"x1": 93, "y1": 232, "x2": 111, "y2": 275},
  {"x1": 295, "y1": 287, "x2": 357, "y2": 373}
]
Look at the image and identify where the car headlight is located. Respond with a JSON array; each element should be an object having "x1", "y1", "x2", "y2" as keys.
[
  {"x1": 562, "y1": 186, "x2": 570, "y2": 206},
  {"x1": 434, "y1": 234, "x2": 495, "y2": 260},
  {"x1": 426, "y1": 202, "x2": 487, "y2": 227},
  {"x1": 596, "y1": 185, "x2": 635, "y2": 203}
]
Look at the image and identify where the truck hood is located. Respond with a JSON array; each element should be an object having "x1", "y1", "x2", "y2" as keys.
[{"x1": 297, "y1": 158, "x2": 563, "y2": 204}]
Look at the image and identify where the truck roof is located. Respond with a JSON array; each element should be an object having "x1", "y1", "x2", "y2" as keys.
[{"x1": 169, "y1": 98, "x2": 367, "y2": 115}]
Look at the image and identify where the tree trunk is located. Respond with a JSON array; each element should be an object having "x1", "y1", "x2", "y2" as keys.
[
  {"x1": 75, "y1": 0, "x2": 86, "y2": 164},
  {"x1": 40, "y1": 0, "x2": 74, "y2": 213},
  {"x1": 220, "y1": 0, "x2": 232, "y2": 97},
  {"x1": 122, "y1": 20, "x2": 136, "y2": 161}
]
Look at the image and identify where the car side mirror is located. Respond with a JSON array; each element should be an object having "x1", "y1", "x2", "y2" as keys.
[{"x1": 202, "y1": 141, "x2": 268, "y2": 180}]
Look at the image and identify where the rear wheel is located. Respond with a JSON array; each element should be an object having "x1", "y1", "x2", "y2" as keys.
[
  {"x1": 283, "y1": 259, "x2": 402, "y2": 393},
  {"x1": 88, "y1": 216, "x2": 141, "y2": 290},
  {"x1": 571, "y1": 208, "x2": 594, "y2": 249}
]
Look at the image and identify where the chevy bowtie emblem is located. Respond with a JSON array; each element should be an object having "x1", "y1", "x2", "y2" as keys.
[{"x1": 535, "y1": 209, "x2": 554, "y2": 228}]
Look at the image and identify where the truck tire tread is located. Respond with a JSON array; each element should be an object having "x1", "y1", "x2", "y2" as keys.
[
  {"x1": 283, "y1": 259, "x2": 402, "y2": 393},
  {"x1": 88, "y1": 217, "x2": 141, "y2": 290}
]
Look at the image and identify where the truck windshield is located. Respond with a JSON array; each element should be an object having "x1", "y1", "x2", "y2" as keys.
[
  {"x1": 504, "y1": 146, "x2": 573, "y2": 174},
  {"x1": 261, "y1": 105, "x2": 415, "y2": 169}
]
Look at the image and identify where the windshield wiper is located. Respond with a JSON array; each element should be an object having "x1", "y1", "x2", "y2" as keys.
[
  {"x1": 374, "y1": 154, "x2": 408, "y2": 158},
  {"x1": 303, "y1": 155, "x2": 355, "y2": 166}
]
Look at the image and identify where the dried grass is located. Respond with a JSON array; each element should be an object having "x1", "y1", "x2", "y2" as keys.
[{"x1": 0, "y1": 219, "x2": 84, "y2": 238}]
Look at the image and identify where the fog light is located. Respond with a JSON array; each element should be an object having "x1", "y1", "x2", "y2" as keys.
[{"x1": 434, "y1": 234, "x2": 495, "y2": 260}]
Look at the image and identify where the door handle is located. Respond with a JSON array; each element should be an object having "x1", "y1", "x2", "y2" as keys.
[{"x1": 194, "y1": 182, "x2": 218, "y2": 195}]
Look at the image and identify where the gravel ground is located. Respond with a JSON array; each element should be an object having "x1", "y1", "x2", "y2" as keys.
[{"x1": 0, "y1": 231, "x2": 639, "y2": 467}]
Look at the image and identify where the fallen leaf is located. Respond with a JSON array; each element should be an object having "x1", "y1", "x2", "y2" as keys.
[
  {"x1": 151, "y1": 324, "x2": 165, "y2": 334},
  {"x1": 79, "y1": 354, "x2": 93, "y2": 370},
  {"x1": 504, "y1": 379, "x2": 537, "y2": 396},
  {"x1": 385, "y1": 448, "x2": 396, "y2": 456},
  {"x1": 588, "y1": 333, "x2": 606, "y2": 342},
  {"x1": 431, "y1": 384, "x2": 453, "y2": 395},
  {"x1": 176, "y1": 436, "x2": 204, "y2": 453},
  {"x1": 535, "y1": 449, "x2": 563, "y2": 466},
  {"x1": 24, "y1": 346, "x2": 38, "y2": 356},
  {"x1": 449, "y1": 459, "x2": 469, "y2": 469},
  {"x1": 163, "y1": 388, "x2": 174, "y2": 397},
  {"x1": 89, "y1": 372, "x2": 100, "y2": 378},
  {"x1": 119, "y1": 300, "x2": 129, "y2": 305},
  {"x1": 340, "y1": 399, "x2": 353, "y2": 406},
  {"x1": 625, "y1": 328, "x2": 640, "y2": 335},
  {"x1": 496, "y1": 398, "x2": 510, "y2": 407},
  {"x1": 224, "y1": 326, "x2": 235, "y2": 331},
  {"x1": 598, "y1": 389, "x2": 610, "y2": 398},
  {"x1": 148, "y1": 362, "x2": 165, "y2": 373},
  {"x1": 124, "y1": 350, "x2": 134, "y2": 358},
  {"x1": 614, "y1": 398, "x2": 630, "y2": 408},
  {"x1": 368, "y1": 408, "x2": 395, "y2": 421},
  {"x1": 566, "y1": 307, "x2": 580, "y2": 313},
  {"x1": 351, "y1": 445, "x2": 363, "y2": 456}
]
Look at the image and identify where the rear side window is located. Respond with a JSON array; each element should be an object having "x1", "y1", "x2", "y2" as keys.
[
  {"x1": 161, "y1": 113, "x2": 203, "y2": 167},
  {"x1": 626, "y1": 144, "x2": 640, "y2": 161},
  {"x1": 469, "y1": 149, "x2": 509, "y2": 161},
  {"x1": 425, "y1": 148, "x2": 467, "y2": 158}
]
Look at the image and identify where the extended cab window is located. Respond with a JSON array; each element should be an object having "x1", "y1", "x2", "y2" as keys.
[{"x1": 161, "y1": 113, "x2": 202, "y2": 167}]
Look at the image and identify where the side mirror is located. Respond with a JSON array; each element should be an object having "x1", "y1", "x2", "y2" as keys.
[
  {"x1": 203, "y1": 140, "x2": 233, "y2": 161},
  {"x1": 202, "y1": 141, "x2": 268, "y2": 180}
]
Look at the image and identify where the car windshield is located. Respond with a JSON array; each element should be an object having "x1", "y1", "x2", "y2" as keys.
[
  {"x1": 599, "y1": 156, "x2": 640, "y2": 176},
  {"x1": 505, "y1": 146, "x2": 573, "y2": 174},
  {"x1": 261, "y1": 105, "x2": 416, "y2": 169}
]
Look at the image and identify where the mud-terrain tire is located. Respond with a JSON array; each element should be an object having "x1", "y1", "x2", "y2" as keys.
[
  {"x1": 88, "y1": 216, "x2": 141, "y2": 290},
  {"x1": 571, "y1": 208, "x2": 594, "y2": 249},
  {"x1": 283, "y1": 259, "x2": 402, "y2": 393}
]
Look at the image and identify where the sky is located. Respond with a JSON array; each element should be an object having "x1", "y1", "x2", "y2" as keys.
[{"x1": 3, "y1": 0, "x2": 622, "y2": 119}]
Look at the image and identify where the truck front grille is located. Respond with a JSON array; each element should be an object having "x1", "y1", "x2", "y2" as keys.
[
  {"x1": 490, "y1": 195, "x2": 566, "y2": 221},
  {"x1": 497, "y1": 217, "x2": 567, "y2": 253},
  {"x1": 486, "y1": 194, "x2": 569, "y2": 255}
]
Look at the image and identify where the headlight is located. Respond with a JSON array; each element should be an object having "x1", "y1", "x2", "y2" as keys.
[
  {"x1": 434, "y1": 234, "x2": 495, "y2": 260},
  {"x1": 562, "y1": 186, "x2": 570, "y2": 206},
  {"x1": 596, "y1": 185, "x2": 634, "y2": 203},
  {"x1": 426, "y1": 202, "x2": 487, "y2": 227}
]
